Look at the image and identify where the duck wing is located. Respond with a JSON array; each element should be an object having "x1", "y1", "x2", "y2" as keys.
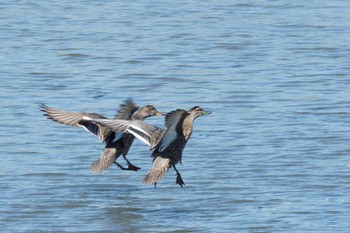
[
  {"x1": 110, "y1": 98, "x2": 139, "y2": 144},
  {"x1": 85, "y1": 118, "x2": 163, "y2": 148},
  {"x1": 156, "y1": 109, "x2": 188, "y2": 152},
  {"x1": 40, "y1": 103, "x2": 109, "y2": 142},
  {"x1": 126, "y1": 121, "x2": 165, "y2": 149},
  {"x1": 114, "y1": 99, "x2": 139, "y2": 120}
]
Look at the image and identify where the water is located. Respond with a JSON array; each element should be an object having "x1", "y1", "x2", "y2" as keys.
[{"x1": 1, "y1": 0, "x2": 350, "y2": 232}]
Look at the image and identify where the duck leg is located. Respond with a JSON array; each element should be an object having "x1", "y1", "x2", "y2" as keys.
[
  {"x1": 113, "y1": 156, "x2": 141, "y2": 171},
  {"x1": 114, "y1": 161, "x2": 129, "y2": 170},
  {"x1": 122, "y1": 155, "x2": 141, "y2": 171},
  {"x1": 173, "y1": 165, "x2": 185, "y2": 187}
]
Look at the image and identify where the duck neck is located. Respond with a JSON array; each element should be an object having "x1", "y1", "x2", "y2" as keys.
[
  {"x1": 131, "y1": 113, "x2": 145, "y2": 121},
  {"x1": 182, "y1": 116, "x2": 194, "y2": 140}
]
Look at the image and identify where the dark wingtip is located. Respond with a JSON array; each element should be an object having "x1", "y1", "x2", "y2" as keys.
[
  {"x1": 38, "y1": 102, "x2": 47, "y2": 110},
  {"x1": 38, "y1": 103, "x2": 50, "y2": 117},
  {"x1": 124, "y1": 98, "x2": 140, "y2": 110}
]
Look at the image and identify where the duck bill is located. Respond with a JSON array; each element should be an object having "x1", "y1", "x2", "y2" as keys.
[
  {"x1": 202, "y1": 110, "x2": 212, "y2": 115},
  {"x1": 155, "y1": 111, "x2": 163, "y2": 116}
]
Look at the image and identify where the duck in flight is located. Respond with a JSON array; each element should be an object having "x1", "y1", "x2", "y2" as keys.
[
  {"x1": 83, "y1": 106, "x2": 211, "y2": 187},
  {"x1": 40, "y1": 99, "x2": 162, "y2": 173}
]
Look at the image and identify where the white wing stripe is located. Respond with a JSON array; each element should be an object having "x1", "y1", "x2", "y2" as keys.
[
  {"x1": 82, "y1": 116, "x2": 93, "y2": 120},
  {"x1": 78, "y1": 117, "x2": 103, "y2": 142},
  {"x1": 130, "y1": 131, "x2": 152, "y2": 147},
  {"x1": 126, "y1": 126, "x2": 152, "y2": 147},
  {"x1": 129, "y1": 124, "x2": 152, "y2": 138}
]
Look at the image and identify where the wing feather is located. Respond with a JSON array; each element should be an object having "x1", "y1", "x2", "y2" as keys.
[
  {"x1": 85, "y1": 118, "x2": 162, "y2": 147},
  {"x1": 83, "y1": 118, "x2": 131, "y2": 132},
  {"x1": 157, "y1": 109, "x2": 187, "y2": 152},
  {"x1": 40, "y1": 104, "x2": 109, "y2": 141},
  {"x1": 114, "y1": 99, "x2": 139, "y2": 120}
]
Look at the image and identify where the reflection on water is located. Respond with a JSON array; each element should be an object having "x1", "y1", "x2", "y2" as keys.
[{"x1": 1, "y1": 0, "x2": 350, "y2": 232}]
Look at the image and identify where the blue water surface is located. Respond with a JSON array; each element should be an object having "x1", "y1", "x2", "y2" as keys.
[{"x1": 1, "y1": 1, "x2": 350, "y2": 232}]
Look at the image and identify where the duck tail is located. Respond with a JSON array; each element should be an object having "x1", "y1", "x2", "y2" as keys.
[
  {"x1": 143, "y1": 156, "x2": 170, "y2": 186},
  {"x1": 90, "y1": 148, "x2": 117, "y2": 173}
]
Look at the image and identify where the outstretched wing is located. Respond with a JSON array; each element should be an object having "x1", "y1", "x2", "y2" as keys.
[
  {"x1": 84, "y1": 118, "x2": 162, "y2": 148},
  {"x1": 126, "y1": 121, "x2": 164, "y2": 148},
  {"x1": 40, "y1": 103, "x2": 109, "y2": 142}
]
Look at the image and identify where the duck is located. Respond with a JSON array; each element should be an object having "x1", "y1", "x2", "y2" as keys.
[
  {"x1": 40, "y1": 99, "x2": 162, "y2": 173},
  {"x1": 83, "y1": 106, "x2": 211, "y2": 187}
]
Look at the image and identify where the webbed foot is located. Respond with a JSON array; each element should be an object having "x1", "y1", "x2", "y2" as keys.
[
  {"x1": 127, "y1": 163, "x2": 141, "y2": 171},
  {"x1": 176, "y1": 174, "x2": 185, "y2": 188}
]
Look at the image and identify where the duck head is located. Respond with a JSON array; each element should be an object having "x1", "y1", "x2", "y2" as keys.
[
  {"x1": 188, "y1": 106, "x2": 211, "y2": 119},
  {"x1": 138, "y1": 105, "x2": 163, "y2": 119}
]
